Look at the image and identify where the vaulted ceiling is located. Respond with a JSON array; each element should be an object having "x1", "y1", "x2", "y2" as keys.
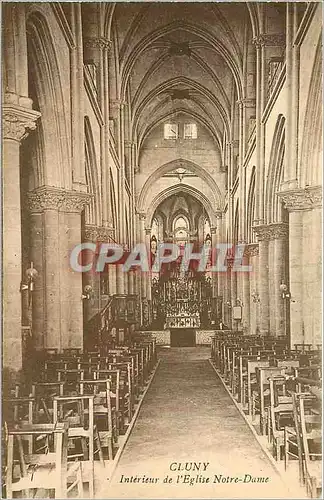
[{"x1": 110, "y1": 2, "x2": 255, "y2": 152}]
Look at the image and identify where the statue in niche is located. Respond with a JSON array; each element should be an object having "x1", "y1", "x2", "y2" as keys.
[
  {"x1": 204, "y1": 234, "x2": 212, "y2": 271},
  {"x1": 150, "y1": 235, "x2": 157, "y2": 268}
]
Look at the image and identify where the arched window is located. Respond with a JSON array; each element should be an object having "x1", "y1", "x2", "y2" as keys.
[
  {"x1": 184, "y1": 123, "x2": 197, "y2": 139},
  {"x1": 173, "y1": 215, "x2": 190, "y2": 244}
]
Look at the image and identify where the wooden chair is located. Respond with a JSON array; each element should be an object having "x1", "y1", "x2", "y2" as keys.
[
  {"x1": 95, "y1": 369, "x2": 121, "y2": 435},
  {"x1": 5, "y1": 422, "x2": 83, "y2": 498},
  {"x1": 243, "y1": 358, "x2": 270, "y2": 414},
  {"x1": 57, "y1": 369, "x2": 85, "y2": 394},
  {"x1": 53, "y1": 394, "x2": 104, "y2": 497},
  {"x1": 108, "y1": 361, "x2": 133, "y2": 422},
  {"x1": 79, "y1": 379, "x2": 115, "y2": 460},
  {"x1": 31, "y1": 381, "x2": 65, "y2": 423},
  {"x1": 268, "y1": 376, "x2": 296, "y2": 460},
  {"x1": 254, "y1": 366, "x2": 287, "y2": 434},
  {"x1": 42, "y1": 360, "x2": 68, "y2": 382},
  {"x1": 299, "y1": 394, "x2": 322, "y2": 497},
  {"x1": 284, "y1": 392, "x2": 320, "y2": 485},
  {"x1": 3, "y1": 397, "x2": 36, "y2": 454}
]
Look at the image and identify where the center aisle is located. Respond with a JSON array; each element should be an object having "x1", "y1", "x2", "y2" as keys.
[{"x1": 99, "y1": 348, "x2": 302, "y2": 499}]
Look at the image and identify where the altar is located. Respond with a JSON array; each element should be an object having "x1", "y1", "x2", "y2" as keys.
[{"x1": 165, "y1": 312, "x2": 200, "y2": 329}]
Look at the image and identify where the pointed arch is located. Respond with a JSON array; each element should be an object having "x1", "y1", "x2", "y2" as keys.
[
  {"x1": 234, "y1": 200, "x2": 239, "y2": 244},
  {"x1": 26, "y1": 11, "x2": 71, "y2": 188},
  {"x1": 110, "y1": 175, "x2": 117, "y2": 233},
  {"x1": 146, "y1": 184, "x2": 219, "y2": 227},
  {"x1": 265, "y1": 114, "x2": 286, "y2": 224},
  {"x1": 299, "y1": 37, "x2": 322, "y2": 187},
  {"x1": 84, "y1": 117, "x2": 101, "y2": 226},
  {"x1": 247, "y1": 166, "x2": 256, "y2": 243},
  {"x1": 137, "y1": 158, "x2": 224, "y2": 213}
]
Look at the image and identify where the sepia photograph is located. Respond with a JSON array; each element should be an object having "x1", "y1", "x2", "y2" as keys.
[{"x1": 1, "y1": 1, "x2": 322, "y2": 498}]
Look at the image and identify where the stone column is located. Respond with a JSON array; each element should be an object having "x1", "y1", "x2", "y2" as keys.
[
  {"x1": 307, "y1": 207, "x2": 322, "y2": 346},
  {"x1": 109, "y1": 263, "x2": 117, "y2": 296},
  {"x1": 3, "y1": 104, "x2": 40, "y2": 375},
  {"x1": 70, "y1": 3, "x2": 86, "y2": 190},
  {"x1": 82, "y1": 225, "x2": 100, "y2": 321},
  {"x1": 267, "y1": 223, "x2": 289, "y2": 337},
  {"x1": 116, "y1": 263, "x2": 125, "y2": 295},
  {"x1": 240, "y1": 245, "x2": 253, "y2": 334},
  {"x1": 253, "y1": 225, "x2": 270, "y2": 335},
  {"x1": 145, "y1": 227, "x2": 152, "y2": 301},
  {"x1": 226, "y1": 257, "x2": 234, "y2": 329},
  {"x1": 268, "y1": 238, "x2": 276, "y2": 335},
  {"x1": 283, "y1": 4, "x2": 299, "y2": 190},
  {"x1": 253, "y1": 35, "x2": 266, "y2": 225},
  {"x1": 128, "y1": 271, "x2": 135, "y2": 295},
  {"x1": 27, "y1": 187, "x2": 90, "y2": 352},
  {"x1": 210, "y1": 226, "x2": 218, "y2": 297},
  {"x1": 278, "y1": 186, "x2": 322, "y2": 347},
  {"x1": 248, "y1": 244, "x2": 260, "y2": 335},
  {"x1": 138, "y1": 214, "x2": 147, "y2": 299}
]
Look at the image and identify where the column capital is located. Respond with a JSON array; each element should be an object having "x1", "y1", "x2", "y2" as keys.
[
  {"x1": 252, "y1": 222, "x2": 289, "y2": 241},
  {"x1": 137, "y1": 212, "x2": 146, "y2": 222},
  {"x1": 27, "y1": 186, "x2": 92, "y2": 213},
  {"x1": 3, "y1": 104, "x2": 40, "y2": 142},
  {"x1": 244, "y1": 243, "x2": 259, "y2": 257},
  {"x1": 110, "y1": 99, "x2": 127, "y2": 111},
  {"x1": 253, "y1": 33, "x2": 286, "y2": 48},
  {"x1": 145, "y1": 228, "x2": 151, "y2": 236},
  {"x1": 210, "y1": 227, "x2": 217, "y2": 234},
  {"x1": 237, "y1": 98, "x2": 256, "y2": 109},
  {"x1": 277, "y1": 186, "x2": 322, "y2": 211},
  {"x1": 84, "y1": 37, "x2": 112, "y2": 51},
  {"x1": 83, "y1": 224, "x2": 115, "y2": 242}
]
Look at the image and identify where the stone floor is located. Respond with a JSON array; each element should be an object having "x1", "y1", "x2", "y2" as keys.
[{"x1": 98, "y1": 347, "x2": 306, "y2": 499}]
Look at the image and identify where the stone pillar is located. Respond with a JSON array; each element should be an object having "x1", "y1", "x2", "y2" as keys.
[
  {"x1": 253, "y1": 35, "x2": 266, "y2": 225},
  {"x1": 3, "y1": 104, "x2": 40, "y2": 375},
  {"x1": 145, "y1": 227, "x2": 152, "y2": 301},
  {"x1": 248, "y1": 244, "x2": 260, "y2": 335},
  {"x1": 283, "y1": 3, "x2": 299, "y2": 190},
  {"x1": 279, "y1": 186, "x2": 322, "y2": 347},
  {"x1": 70, "y1": 3, "x2": 86, "y2": 190},
  {"x1": 253, "y1": 225, "x2": 270, "y2": 335},
  {"x1": 128, "y1": 270, "x2": 135, "y2": 295},
  {"x1": 27, "y1": 187, "x2": 90, "y2": 352},
  {"x1": 241, "y1": 245, "x2": 253, "y2": 334},
  {"x1": 109, "y1": 263, "x2": 117, "y2": 296},
  {"x1": 138, "y1": 214, "x2": 147, "y2": 300},
  {"x1": 226, "y1": 257, "x2": 235, "y2": 329},
  {"x1": 210, "y1": 226, "x2": 218, "y2": 297},
  {"x1": 307, "y1": 207, "x2": 322, "y2": 346},
  {"x1": 84, "y1": 35, "x2": 112, "y2": 230},
  {"x1": 116, "y1": 264, "x2": 125, "y2": 295},
  {"x1": 268, "y1": 238, "x2": 276, "y2": 335},
  {"x1": 269, "y1": 223, "x2": 289, "y2": 337},
  {"x1": 82, "y1": 225, "x2": 100, "y2": 322}
]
